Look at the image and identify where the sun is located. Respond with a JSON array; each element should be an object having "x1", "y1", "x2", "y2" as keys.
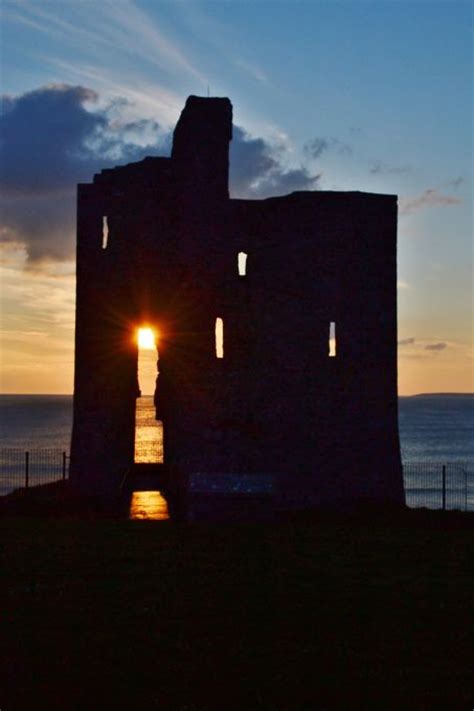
[{"x1": 137, "y1": 327, "x2": 157, "y2": 350}]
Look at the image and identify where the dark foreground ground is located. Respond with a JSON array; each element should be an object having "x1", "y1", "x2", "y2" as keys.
[{"x1": 1, "y1": 504, "x2": 473, "y2": 710}]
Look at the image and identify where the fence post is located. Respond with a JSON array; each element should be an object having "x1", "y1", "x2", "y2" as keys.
[
  {"x1": 25, "y1": 451, "x2": 29, "y2": 489},
  {"x1": 465, "y1": 469, "x2": 468, "y2": 512},
  {"x1": 442, "y1": 464, "x2": 446, "y2": 511},
  {"x1": 62, "y1": 451, "x2": 67, "y2": 481}
]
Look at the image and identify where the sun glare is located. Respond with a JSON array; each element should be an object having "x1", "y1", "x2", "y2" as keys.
[{"x1": 137, "y1": 327, "x2": 157, "y2": 350}]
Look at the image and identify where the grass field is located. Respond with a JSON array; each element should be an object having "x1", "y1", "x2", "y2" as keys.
[{"x1": 1, "y1": 513, "x2": 473, "y2": 709}]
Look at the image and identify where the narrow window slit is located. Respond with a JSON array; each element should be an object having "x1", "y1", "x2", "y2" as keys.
[
  {"x1": 215, "y1": 317, "x2": 224, "y2": 358},
  {"x1": 238, "y1": 252, "x2": 247, "y2": 276},
  {"x1": 329, "y1": 321, "x2": 337, "y2": 357},
  {"x1": 102, "y1": 216, "x2": 109, "y2": 249}
]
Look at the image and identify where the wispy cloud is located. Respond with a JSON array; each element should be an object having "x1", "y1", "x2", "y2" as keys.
[
  {"x1": 369, "y1": 161, "x2": 410, "y2": 175},
  {"x1": 303, "y1": 137, "x2": 352, "y2": 160},
  {"x1": 445, "y1": 176, "x2": 465, "y2": 189},
  {"x1": 425, "y1": 342, "x2": 448, "y2": 351},
  {"x1": 97, "y1": 0, "x2": 205, "y2": 83},
  {"x1": 399, "y1": 189, "x2": 462, "y2": 215},
  {"x1": 172, "y1": 0, "x2": 269, "y2": 88},
  {"x1": 48, "y1": 59, "x2": 184, "y2": 126},
  {"x1": 398, "y1": 338, "x2": 466, "y2": 362},
  {"x1": 234, "y1": 58, "x2": 268, "y2": 83},
  {"x1": 6, "y1": 0, "x2": 206, "y2": 86},
  {"x1": 1, "y1": 7, "x2": 51, "y2": 34},
  {"x1": 0, "y1": 244, "x2": 75, "y2": 385}
]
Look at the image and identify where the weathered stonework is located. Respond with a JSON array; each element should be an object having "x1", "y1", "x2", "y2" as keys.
[{"x1": 70, "y1": 95, "x2": 405, "y2": 507}]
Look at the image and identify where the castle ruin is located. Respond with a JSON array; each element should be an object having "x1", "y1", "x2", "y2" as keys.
[{"x1": 70, "y1": 96, "x2": 405, "y2": 508}]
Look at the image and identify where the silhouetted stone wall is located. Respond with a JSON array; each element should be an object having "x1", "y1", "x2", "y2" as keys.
[{"x1": 70, "y1": 95, "x2": 404, "y2": 507}]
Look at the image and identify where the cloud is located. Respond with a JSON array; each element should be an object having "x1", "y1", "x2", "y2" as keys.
[
  {"x1": 229, "y1": 127, "x2": 277, "y2": 193},
  {"x1": 425, "y1": 342, "x2": 448, "y2": 351},
  {"x1": 303, "y1": 137, "x2": 352, "y2": 160},
  {"x1": 398, "y1": 339, "x2": 470, "y2": 372},
  {"x1": 230, "y1": 126, "x2": 320, "y2": 198},
  {"x1": 0, "y1": 84, "x2": 166, "y2": 194},
  {"x1": 238, "y1": 166, "x2": 320, "y2": 199},
  {"x1": 1, "y1": 85, "x2": 104, "y2": 194},
  {"x1": 0, "y1": 193, "x2": 78, "y2": 263},
  {"x1": 369, "y1": 161, "x2": 410, "y2": 175},
  {"x1": 0, "y1": 245, "x2": 75, "y2": 330},
  {"x1": 1, "y1": 84, "x2": 319, "y2": 262},
  {"x1": 0, "y1": 84, "x2": 169, "y2": 262},
  {"x1": 349, "y1": 126, "x2": 363, "y2": 138},
  {"x1": 400, "y1": 189, "x2": 462, "y2": 215},
  {"x1": 446, "y1": 176, "x2": 465, "y2": 189},
  {"x1": 234, "y1": 59, "x2": 267, "y2": 83}
]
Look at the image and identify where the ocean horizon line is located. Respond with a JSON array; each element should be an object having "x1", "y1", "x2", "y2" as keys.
[{"x1": 1, "y1": 392, "x2": 473, "y2": 399}]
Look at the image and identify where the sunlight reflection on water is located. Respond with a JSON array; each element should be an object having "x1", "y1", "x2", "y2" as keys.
[
  {"x1": 134, "y1": 397, "x2": 163, "y2": 463},
  {"x1": 129, "y1": 491, "x2": 170, "y2": 520}
]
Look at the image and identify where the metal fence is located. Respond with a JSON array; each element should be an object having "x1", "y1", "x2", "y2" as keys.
[
  {"x1": 403, "y1": 462, "x2": 470, "y2": 511},
  {"x1": 0, "y1": 449, "x2": 69, "y2": 497},
  {"x1": 0, "y1": 451, "x2": 471, "y2": 512}
]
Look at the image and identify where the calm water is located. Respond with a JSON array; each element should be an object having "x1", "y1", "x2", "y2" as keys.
[
  {"x1": 1, "y1": 394, "x2": 473, "y2": 510},
  {"x1": 0, "y1": 395, "x2": 72, "y2": 450},
  {"x1": 134, "y1": 397, "x2": 163, "y2": 464},
  {"x1": 399, "y1": 394, "x2": 474, "y2": 463},
  {"x1": 129, "y1": 490, "x2": 170, "y2": 520}
]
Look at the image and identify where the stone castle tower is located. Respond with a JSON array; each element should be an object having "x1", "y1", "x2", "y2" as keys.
[{"x1": 70, "y1": 95, "x2": 404, "y2": 507}]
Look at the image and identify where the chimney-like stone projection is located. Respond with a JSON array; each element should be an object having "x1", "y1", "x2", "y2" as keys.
[{"x1": 70, "y1": 95, "x2": 405, "y2": 508}]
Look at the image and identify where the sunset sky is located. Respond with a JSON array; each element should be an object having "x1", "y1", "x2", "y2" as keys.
[{"x1": 0, "y1": 0, "x2": 472, "y2": 395}]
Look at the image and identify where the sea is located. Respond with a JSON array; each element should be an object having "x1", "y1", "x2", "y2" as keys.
[{"x1": 0, "y1": 393, "x2": 473, "y2": 509}]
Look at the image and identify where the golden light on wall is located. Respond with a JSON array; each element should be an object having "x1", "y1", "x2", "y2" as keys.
[{"x1": 137, "y1": 327, "x2": 158, "y2": 350}]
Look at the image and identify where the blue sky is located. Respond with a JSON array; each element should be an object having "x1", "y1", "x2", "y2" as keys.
[{"x1": 0, "y1": 0, "x2": 472, "y2": 393}]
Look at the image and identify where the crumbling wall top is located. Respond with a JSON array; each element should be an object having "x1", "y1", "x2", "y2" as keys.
[
  {"x1": 93, "y1": 156, "x2": 171, "y2": 187},
  {"x1": 171, "y1": 96, "x2": 233, "y2": 159}
]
